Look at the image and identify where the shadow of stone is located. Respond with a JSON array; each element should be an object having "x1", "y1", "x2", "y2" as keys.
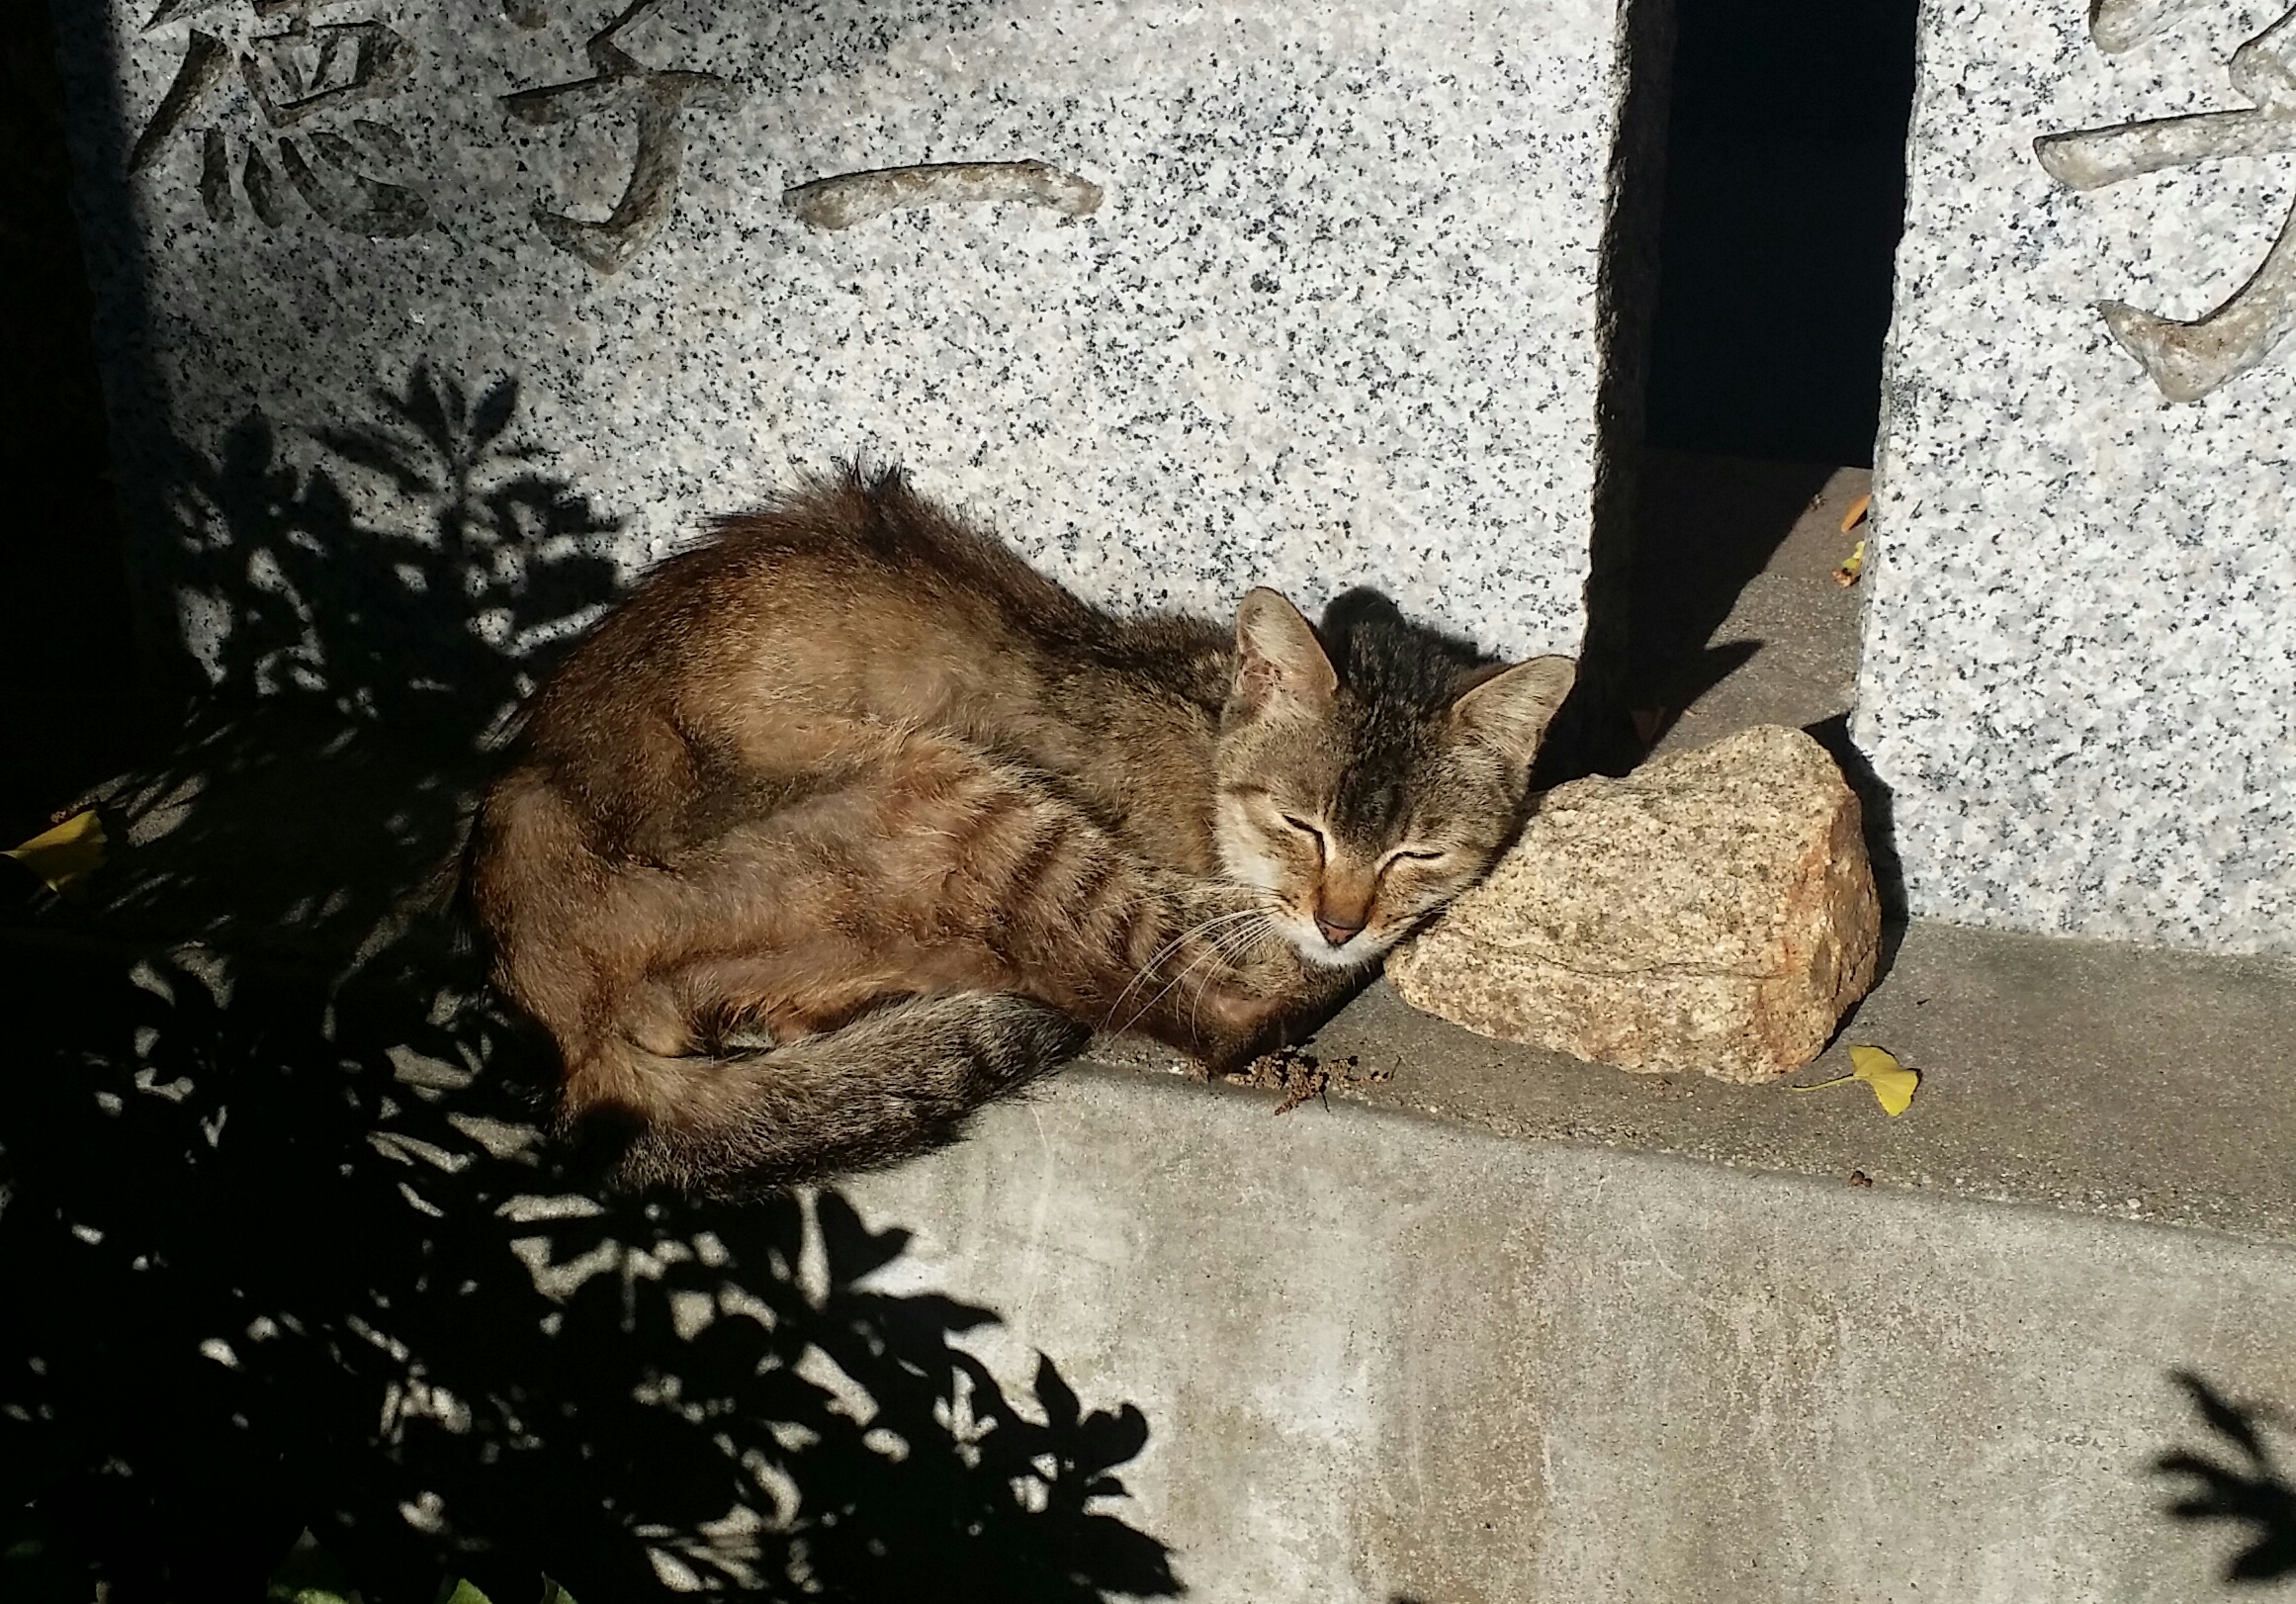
[
  {"x1": 2157, "y1": 1371, "x2": 2296, "y2": 1585},
  {"x1": 1802, "y1": 713, "x2": 1905, "y2": 983},
  {"x1": 1627, "y1": 454, "x2": 1837, "y2": 731},
  {"x1": 1550, "y1": 453, "x2": 1838, "y2": 786}
]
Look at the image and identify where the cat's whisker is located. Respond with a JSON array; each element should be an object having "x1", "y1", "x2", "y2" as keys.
[
  {"x1": 1129, "y1": 931, "x2": 1247, "y2": 1039},
  {"x1": 1184, "y1": 917, "x2": 1276, "y2": 1043},
  {"x1": 1101, "y1": 907, "x2": 1268, "y2": 1029},
  {"x1": 1107, "y1": 925, "x2": 1253, "y2": 1036},
  {"x1": 1104, "y1": 926, "x2": 1262, "y2": 1036},
  {"x1": 1120, "y1": 909, "x2": 1274, "y2": 1040}
]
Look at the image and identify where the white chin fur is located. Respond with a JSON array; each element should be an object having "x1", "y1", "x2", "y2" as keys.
[{"x1": 1281, "y1": 919, "x2": 1389, "y2": 969}]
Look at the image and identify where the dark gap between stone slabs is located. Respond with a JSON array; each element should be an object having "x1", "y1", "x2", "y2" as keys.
[{"x1": 1644, "y1": 0, "x2": 1920, "y2": 469}]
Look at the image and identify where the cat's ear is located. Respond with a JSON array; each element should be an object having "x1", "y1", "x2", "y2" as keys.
[
  {"x1": 1233, "y1": 588, "x2": 1339, "y2": 714},
  {"x1": 1450, "y1": 656, "x2": 1576, "y2": 763}
]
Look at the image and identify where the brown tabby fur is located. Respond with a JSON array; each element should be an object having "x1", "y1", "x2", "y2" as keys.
[{"x1": 466, "y1": 466, "x2": 1574, "y2": 1197}]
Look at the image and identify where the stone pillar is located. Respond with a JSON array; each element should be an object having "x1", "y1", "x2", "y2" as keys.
[
  {"x1": 51, "y1": 0, "x2": 1672, "y2": 713},
  {"x1": 1857, "y1": 0, "x2": 2296, "y2": 954}
]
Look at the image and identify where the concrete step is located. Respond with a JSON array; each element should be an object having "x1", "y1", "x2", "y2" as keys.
[
  {"x1": 1205, "y1": 918, "x2": 2296, "y2": 1248},
  {"x1": 849, "y1": 1062, "x2": 2296, "y2": 1603}
]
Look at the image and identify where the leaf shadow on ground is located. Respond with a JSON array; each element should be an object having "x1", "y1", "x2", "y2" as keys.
[
  {"x1": 3, "y1": 363, "x2": 1178, "y2": 1603},
  {"x1": 2156, "y1": 1371, "x2": 2296, "y2": 1586},
  {"x1": 0, "y1": 941, "x2": 1179, "y2": 1602}
]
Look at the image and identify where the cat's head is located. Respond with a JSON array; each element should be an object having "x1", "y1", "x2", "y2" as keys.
[{"x1": 1212, "y1": 587, "x2": 1575, "y2": 969}]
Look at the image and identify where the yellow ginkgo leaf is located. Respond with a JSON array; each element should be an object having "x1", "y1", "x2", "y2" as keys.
[
  {"x1": 6, "y1": 809, "x2": 107, "y2": 894},
  {"x1": 1833, "y1": 539, "x2": 1866, "y2": 587},
  {"x1": 1790, "y1": 1043, "x2": 1919, "y2": 1116},
  {"x1": 1848, "y1": 1043, "x2": 1919, "y2": 1116}
]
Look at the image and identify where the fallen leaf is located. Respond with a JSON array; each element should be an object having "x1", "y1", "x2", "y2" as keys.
[
  {"x1": 1833, "y1": 539, "x2": 1866, "y2": 588},
  {"x1": 1790, "y1": 1043, "x2": 1920, "y2": 1116},
  {"x1": 6, "y1": 809, "x2": 107, "y2": 895},
  {"x1": 1839, "y1": 491, "x2": 1872, "y2": 532},
  {"x1": 1631, "y1": 706, "x2": 1669, "y2": 749},
  {"x1": 437, "y1": 1581, "x2": 493, "y2": 1604},
  {"x1": 1849, "y1": 1043, "x2": 1919, "y2": 1115}
]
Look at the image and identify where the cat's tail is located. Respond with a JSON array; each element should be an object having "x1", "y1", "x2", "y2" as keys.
[{"x1": 564, "y1": 991, "x2": 1090, "y2": 1198}]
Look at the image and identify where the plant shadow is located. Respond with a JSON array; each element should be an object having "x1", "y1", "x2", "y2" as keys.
[
  {"x1": 4, "y1": 361, "x2": 1176, "y2": 1603},
  {"x1": 2157, "y1": 1371, "x2": 2296, "y2": 1585},
  {"x1": 0, "y1": 936, "x2": 1178, "y2": 1602},
  {"x1": 36, "y1": 362, "x2": 623, "y2": 962}
]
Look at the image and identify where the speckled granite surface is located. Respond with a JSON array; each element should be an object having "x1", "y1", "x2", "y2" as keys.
[
  {"x1": 55, "y1": 0, "x2": 1661, "y2": 689},
  {"x1": 1858, "y1": 0, "x2": 2296, "y2": 954}
]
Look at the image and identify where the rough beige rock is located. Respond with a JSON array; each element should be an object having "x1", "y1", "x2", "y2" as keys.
[{"x1": 1386, "y1": 724, "x2": 1880, "y2": 1081}]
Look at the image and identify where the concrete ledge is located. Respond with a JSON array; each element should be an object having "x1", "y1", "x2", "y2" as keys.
[
  {"x1": 1098, "y1": 918, "x2": 2296, "y2": 1249},
  {"x1": 850, "y1": 1065, "x2": 2296, "y2": 1603}
]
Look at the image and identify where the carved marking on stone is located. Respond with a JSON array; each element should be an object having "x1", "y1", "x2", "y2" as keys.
[
  {"x1": 128, "y1": 27, "x2": 230, "y2": 172},
  {"x1": 2036, "y1": 6, "x2": 2296, "y2": 401},
  {"x1": 237, "y1": 17, "x2": 409, "y2": 127},
  {"x1": 784, "y1": 161, "x2": 1104, "y2": 232},
  {"x1": 2088, "y1": 0, "x2": 2213, "y2": 51},
  {"x1": 503, "y1": 0, "x2": 742, "y2": 275},
  {"x1": 128, "y1": 0, "x2": 430, "y2": 237}
]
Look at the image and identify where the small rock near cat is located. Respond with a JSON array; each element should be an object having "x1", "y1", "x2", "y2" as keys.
[{"x1": 1386, "y1": 724, "x2": 1881, "y2": 1081}]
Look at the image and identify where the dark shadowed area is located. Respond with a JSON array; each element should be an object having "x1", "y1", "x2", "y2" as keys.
[
  {"x1": 1644, "y1": 0, "x2": 1920, "y2": 468},
  {"x1": 0, "y1": 360, "x2": 1174, "y2": 1601},
  {"x1": 0, "y1": 0, "x2": 152, "y2": 842},
  {"x1": 0, "y1": 933, "x2": 1177, "y2": 1602}
]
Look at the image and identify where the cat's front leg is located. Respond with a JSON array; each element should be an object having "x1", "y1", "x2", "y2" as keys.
[
  {"x1": 1125, "y1": 880, "x2": 1366, "y2": 1070},
  {"x1": 1183, "y1": 958, "x2": 1363, "y2": 1074}
]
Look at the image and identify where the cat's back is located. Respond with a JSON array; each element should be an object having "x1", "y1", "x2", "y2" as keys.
[
  {"x1": 516, "y1": 469, "x2": 1226, "y2": 823},
  {"x1": 711, "y1": 464, "x2": 1103, "y2": 639},
  {"x1": 519, "y1": 468, "x2": 1081, "y2": 741}
]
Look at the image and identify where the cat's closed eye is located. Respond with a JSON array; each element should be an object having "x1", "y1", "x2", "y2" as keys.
[{"x1": 1278, "y1": 813, "x2": 1328, "y2": 854}]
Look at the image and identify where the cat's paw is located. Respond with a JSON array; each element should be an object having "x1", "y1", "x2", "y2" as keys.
[{"x1": 955, "y1": 993, "x2": 1091, "y2": 1091}]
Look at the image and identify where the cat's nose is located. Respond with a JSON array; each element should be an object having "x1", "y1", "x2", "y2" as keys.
[{"x1": 1315, "y1": 916, "x2": 1364, "y2": 947}]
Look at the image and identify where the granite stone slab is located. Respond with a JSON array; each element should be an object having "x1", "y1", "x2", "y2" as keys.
[
  {"x1": 54, "y1": 0, "x2": 1667, "y2": 706},
  {"x1": 1858, "y1": 0, "x2": 2296, "y2": 954}
]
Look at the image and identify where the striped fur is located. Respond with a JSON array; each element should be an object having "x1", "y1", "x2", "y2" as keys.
[{"x1": 466, "y1": 467, "x2": 1572, "y2": 1197}]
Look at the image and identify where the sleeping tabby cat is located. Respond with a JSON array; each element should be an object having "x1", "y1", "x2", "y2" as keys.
[{"x1": 466, "y1": 467, "x2": 1573, "y2": 1196}]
